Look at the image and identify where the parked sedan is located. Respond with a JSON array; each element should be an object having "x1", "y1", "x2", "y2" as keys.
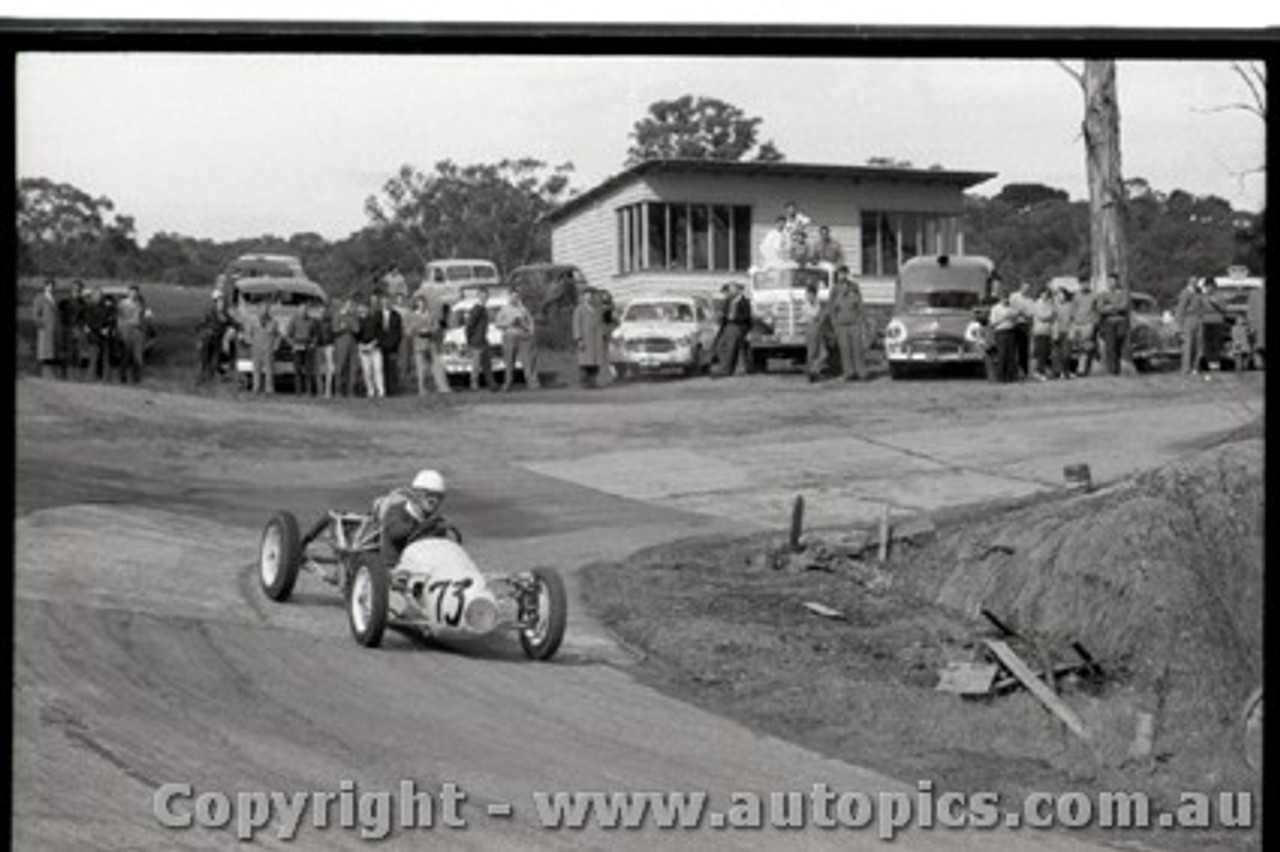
[{"x1": 610, "y1": 294, "x2": 719, "y2": 378}]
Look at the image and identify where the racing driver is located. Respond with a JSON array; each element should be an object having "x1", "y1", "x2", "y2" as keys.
[{"x1": 375, "y1": 468, "x2": 456, "y2": 567}]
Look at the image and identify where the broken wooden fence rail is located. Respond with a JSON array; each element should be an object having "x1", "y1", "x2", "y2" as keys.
[{"x1": 984, "y1": 639, "x2": 1091, "y2": 741}]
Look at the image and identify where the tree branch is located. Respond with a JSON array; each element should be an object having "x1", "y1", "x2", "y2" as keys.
[
  {"x1": 1054, "y1": 60, "x2": 1084, "y2": 87},
  {"x1": 1232, "y1": 61, "x2": 1267, "y2": 119}
]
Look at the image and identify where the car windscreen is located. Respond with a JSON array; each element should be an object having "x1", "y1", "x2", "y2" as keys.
[
  {"x1": 624, "y1": 302, "x2": 694, "y2": 322},
  {"x1": 752, "y1": 267, "x2": 826, "y2": 292},
  {"x1": 900, "y1": 290, "x2": 982, "y2": 310},
  {"x1": 277, "y1": 291, "x2": 325, "y2": 307}
]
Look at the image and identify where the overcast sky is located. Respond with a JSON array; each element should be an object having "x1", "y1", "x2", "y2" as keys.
[{"x1": 17, "y1": 52, "x2": 1266, "y2": 243}]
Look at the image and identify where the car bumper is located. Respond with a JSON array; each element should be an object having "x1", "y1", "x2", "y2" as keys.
[
  {"x1": 615, "y1": 345, "x2": 697, "y2": 370},
  {"x1": 885, "y1": 342, "x2": 985, "y2": 364}
]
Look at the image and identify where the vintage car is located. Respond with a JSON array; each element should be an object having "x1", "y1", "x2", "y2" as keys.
[
  {"x1": 609, "y1": 293, "x2": 719, "y2": 377},
  {"x1": 745, "y1": 263, "x2": 835, "y2": 372},
  {"x1": 439, "y1": 286, "x2": 524, "y2": 382},
  {"x1": 414, "y1": 259, "x2": 501, "y2": 307},
  {"x1": 1127, "y1": 291, "x2": 1183, "y2": 372},
  {"x1": 231, "y1": 277, "x2": 329, "y2": 386},
  {"x1": 258, "y1": 505, "x2": 566, "y2": 658},
  {"x1": 883, "y1": 254, "x2": 995, "y2": 378},
  {"x1": 214, "y1": 253, "x2": 307, "y2": 298}
]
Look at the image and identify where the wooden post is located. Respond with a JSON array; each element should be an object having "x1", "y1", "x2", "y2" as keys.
[
  {"x1": 789, "y1": 495, "x2": 805, "y2": 552},
  {"x1": 878, "y1": 505, "x2": 890, "y2": 562}
]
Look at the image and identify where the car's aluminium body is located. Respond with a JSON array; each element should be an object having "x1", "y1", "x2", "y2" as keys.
[{"x1": 883, "y1": 254, "x2": 995, "y2": 378}]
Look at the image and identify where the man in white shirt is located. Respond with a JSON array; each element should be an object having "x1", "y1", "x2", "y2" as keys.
[
  {"x1": 782, "y1": 201, "x2": 812, "y2": 241},
  {"x1": 758, "y1": 216, "x2": 790, "y2": 268},
  {"x1": 495, "y1": 291, "x2": 539, "y2": 391}
]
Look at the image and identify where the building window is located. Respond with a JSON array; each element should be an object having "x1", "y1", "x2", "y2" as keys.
[
  {"x1": 617, "y1": 202, "x2": 752, "y2": 273},
  {"x1": 859, "y1": 210, "x2": 962, "y2": 276}
]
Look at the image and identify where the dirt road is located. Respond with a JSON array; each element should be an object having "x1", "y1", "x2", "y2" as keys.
[{"x1": 14, "y1": 371, "x2": 1263, "y2": 850}]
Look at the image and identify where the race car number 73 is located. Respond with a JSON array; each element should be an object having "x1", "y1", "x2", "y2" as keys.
[{"x1": 427, "y1": 578, "x2": 472, "y2": 626}]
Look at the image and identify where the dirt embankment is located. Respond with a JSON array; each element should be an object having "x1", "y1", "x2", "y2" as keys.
[
  {"x1": 896, "y1": 437, "x2": 1263, "y2": 788},
  {"x1": 584, "y1": 433, "x2": 1263, "y2": 851}
]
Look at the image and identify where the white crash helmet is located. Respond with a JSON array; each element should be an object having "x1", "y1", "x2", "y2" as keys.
[{"x1": 411, "y1": 469, "x2": 446, "y2": 495}]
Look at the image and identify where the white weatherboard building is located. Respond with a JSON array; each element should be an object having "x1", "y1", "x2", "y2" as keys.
[{"x1": 547, "y1": 159, "x2": 996, "y2": 305}]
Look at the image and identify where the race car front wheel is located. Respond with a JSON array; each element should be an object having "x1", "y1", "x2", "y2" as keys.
[
  {"x1": 260, "y1": 511, "x2": 302, "y2": 602},
  {"x1": 519, "y1": 567, "x2": 567, "y2": 661},
  {"x1": 347, "y1": 559, "x2": 389, "y2": 648}
]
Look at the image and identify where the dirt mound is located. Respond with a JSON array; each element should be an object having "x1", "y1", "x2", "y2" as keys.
[{"x1": 902, "y1": 438, "x2": 1263, "y2": 784}]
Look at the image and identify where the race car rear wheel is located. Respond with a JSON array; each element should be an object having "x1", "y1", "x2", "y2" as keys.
[
  {"x1": 260, "y1": 511, "x2": 302, "y2": 602},
  {"x1": 519, "y1": 567, "x2": 567, "y2": 661},
  {"x1": 347, "y1": 558, "x2": 389, "y2": 648}
]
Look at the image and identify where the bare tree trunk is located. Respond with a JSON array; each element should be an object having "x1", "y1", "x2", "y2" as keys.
[{"x1": 1080, "y1": 61, "x2": 1127, "y2": 295}]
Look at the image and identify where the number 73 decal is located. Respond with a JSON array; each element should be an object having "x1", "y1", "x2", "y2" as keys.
[{"x1": 427, "y1": 578, "x2": 473, "y2": 626}]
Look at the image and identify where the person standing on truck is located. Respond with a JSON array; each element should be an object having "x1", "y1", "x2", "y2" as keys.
[
  {"x1": 812, "y1": 225, "x2": 845, "y2": 266},
  {"x1": 714, "y1": 281, "x2": 752, "y2": 377},
  {"x1": 828, "y1": 266, "x2": 869, "y2": 382},
  {"x1": 758, "y1": 216, "x2": 790, "y2": 268},
  {"x1": 781, "y1": 201, "x2": 812, "y2": 243}
]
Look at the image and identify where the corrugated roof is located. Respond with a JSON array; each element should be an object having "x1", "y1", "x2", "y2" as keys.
[{"x1": 546, "y1": 158, "x2": 997, "y2": 224}]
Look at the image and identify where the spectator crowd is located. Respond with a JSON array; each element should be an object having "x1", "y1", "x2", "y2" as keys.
[{"x1": 30, "y1": 277, "x2": 153, "y2": 384}]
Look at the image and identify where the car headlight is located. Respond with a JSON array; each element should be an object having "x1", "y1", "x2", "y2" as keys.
[
  {"x1": 964, "y1": 321, "x2": 984, "y2": 343},
  {"x1": 885, "y1": 320, "x2": 907, "y2": 342}
]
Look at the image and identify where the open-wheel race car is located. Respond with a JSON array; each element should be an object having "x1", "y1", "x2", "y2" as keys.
[{"x1": 257, "y1": 508, "x2": 567, "y2": 660}]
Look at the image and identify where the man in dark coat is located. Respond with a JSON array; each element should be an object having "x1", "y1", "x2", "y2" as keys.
[
  {"x1": 83, "y1": 286, "x2": 117, "y2": 382},
  {"x1": 58, "y1": 279, "x2": 88, "y2": 379},
  {"x1": 196, "y1": 292, "x2": 240, "y2": 385},
  {"x1": 375, "y1": 291, "x2": 404, "y2": 396},
  {"x1": 714, "y1": 282, "x2": 752, "y2": 376},
  {"x1": 465, "y1": 288, "x2": 495, "y2": 391}
]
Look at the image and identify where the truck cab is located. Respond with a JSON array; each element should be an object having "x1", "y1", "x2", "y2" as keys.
[{"x1": 745, "y1": 262, "x2": 836, "y2": 371}]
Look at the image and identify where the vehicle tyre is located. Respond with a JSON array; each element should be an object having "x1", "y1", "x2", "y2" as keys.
[
  {"x1": 888, "y1": 362, "x2": 909, "y2": 380},
  {"x1": 519, "y1": 567, "x2": 568, "y2": 661},
  {"x1": 1132, "y1": 356, "x2": 1151, "y2": 373},
  {"x1": 347, "y1": 558, "x2": 390, "y2": 648},
  {"x1": 750, "y1": 348, "x2": 769, "y2": 374},
  {"x1": 259, "y1": 511, "x2": 302, "y2": 602},
  {"x1": 684, "y1": 346, "x2": 702, "y2": 378}
]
